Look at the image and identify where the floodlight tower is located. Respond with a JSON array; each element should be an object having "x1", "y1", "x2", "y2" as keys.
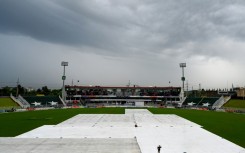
[
  {"x1": 61, "y1": 61, "x2": 68, "y2": 102},
  {"x1": 179, "y1": 63, "x2": 186, "y2": 96}
]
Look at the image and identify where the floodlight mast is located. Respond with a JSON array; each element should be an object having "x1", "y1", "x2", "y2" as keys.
[
  {"x1": 61, "y1": 61, "x2": 68, "y2": 102},
  {"x1": 179, "y1": 63, "x2": 186, "y2": 98}
]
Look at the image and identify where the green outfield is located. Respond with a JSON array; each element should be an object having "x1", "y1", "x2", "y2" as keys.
[
  {"x1": 223, "y1": 99, "x2": 245, "y2": 108},
  {"x1": 0, "y1": 98, "x2": 19, "y2": 107},
  {"x1": 0, "y1": 108, "x2": 244, "y2": 148}
]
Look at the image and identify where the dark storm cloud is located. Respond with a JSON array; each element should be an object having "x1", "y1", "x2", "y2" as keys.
[
  {"x1": 0, "y1": 0, "x2": 119, "y2": 51},
  {"x1": 1, "y1": 0, "x2": 245, "y2": 58},
  {"x1": 1, "y1": 0, "x2": 245, "y2": 89},
  {"x1": 141, "y1": 0, "x2": 245, "y2": 57}
]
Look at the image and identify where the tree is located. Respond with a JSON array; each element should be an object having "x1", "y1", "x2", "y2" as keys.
[
  {"x1": 42, "y1": 86, "x2": 51, "y2": 95},
  {"x1": 1, "y1": 86, "x2": 11, "y2": 96},
  {"x1": 36, "y1": 88, "x2": 42, "y2": 94},
  {"x1": 50, "y1": 89, "x2": 62, "y2": 96}
]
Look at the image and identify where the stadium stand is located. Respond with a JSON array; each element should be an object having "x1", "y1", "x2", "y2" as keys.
[
  {"x1": 182, "y1": 97, "x2": 220, "y2": 108},
  {"x1": 198, "y1": 97, "x2": 219, "y2": 106},
  {"x1": 23, "y1": 96, "x2": 63, "y2": 107},
  {"x1": 212, "y1": 96, "x2": 226, "y2": 109},
  {"x1": 182, "y1": 97, "x2": 203, "y2": 106},
  {"x1": 65, "y1": 85, "x2": 181, "y2": 107},
  {"x1": 17, "y1": 95, "x2": 30, "y2": 108}
]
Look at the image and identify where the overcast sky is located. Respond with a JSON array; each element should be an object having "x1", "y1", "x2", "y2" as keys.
[{"x1": 1, "y1": 0, "x2": 245, "y2": 90}]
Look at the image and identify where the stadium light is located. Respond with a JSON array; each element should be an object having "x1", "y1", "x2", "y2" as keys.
[
  {"x1": 179, "y1": 63, "x2": 186, "y2": 94},
  {"x1": 61, "y1": 61, "x2": 68, "y2": 102}
]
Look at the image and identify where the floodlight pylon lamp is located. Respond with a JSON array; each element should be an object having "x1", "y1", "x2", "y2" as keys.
[
  {"x1": 61, "y1": 61, "x2": 68, "y2": 66},
  {"x1": 179, "y1": 63, "x2": 186, "y2": 68}
]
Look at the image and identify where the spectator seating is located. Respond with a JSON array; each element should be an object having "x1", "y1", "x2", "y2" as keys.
[
  {"x1": 23, "y1": 96, "x2": 62, "y2": 107},
  {"x1": 182, "y1": 97, "x2": 203, "y2": 106},
  {"x1": 198, "y1": 98, "x2": 219, "y2": 106},
  {"x1": 183, "y1": 97, "x2": 219, "y2": 107}
]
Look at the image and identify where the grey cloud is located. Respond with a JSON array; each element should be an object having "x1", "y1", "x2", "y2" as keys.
[
  {"x1": 0, "y1": 1, "x2": 82, "y2": 44},
  {"x1": 1, "y1": 0, "x2": 245, "y2": 59},
  {"x1": 0, "y1": 0, "x2": 119, "y2": 51}
]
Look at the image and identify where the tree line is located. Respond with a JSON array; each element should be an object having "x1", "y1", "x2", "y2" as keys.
[{"x1": 0, "y1": 85, "x2": 61, "y2": 96}]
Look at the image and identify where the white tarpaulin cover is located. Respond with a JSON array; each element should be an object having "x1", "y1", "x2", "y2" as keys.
[{"x1": 1, "y1": 109, "x2": 244, "y2": 153}]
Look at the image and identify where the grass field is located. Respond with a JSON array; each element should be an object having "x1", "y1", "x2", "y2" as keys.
[
  {"x1": 224, "y1": 99, "x2": 245, "y2": 108},
  {"x1": 0, "y1": 108, "x2": 244, "y2": 148},
  {"x1": 0, "y1": 98, "x2": 19, "y2": 107}
]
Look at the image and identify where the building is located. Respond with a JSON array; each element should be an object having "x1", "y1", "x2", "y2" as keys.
[
  {"x1": 236, "y1": 88, "x2": 245, "y2": 99},
  {"x1": 65, "y1": 85, "x2": 181, "y2": 107}
]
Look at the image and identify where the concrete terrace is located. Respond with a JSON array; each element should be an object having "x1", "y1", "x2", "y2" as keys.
[{"x1": 1, "y1": 109, "x2": 245, "y2": 153}]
